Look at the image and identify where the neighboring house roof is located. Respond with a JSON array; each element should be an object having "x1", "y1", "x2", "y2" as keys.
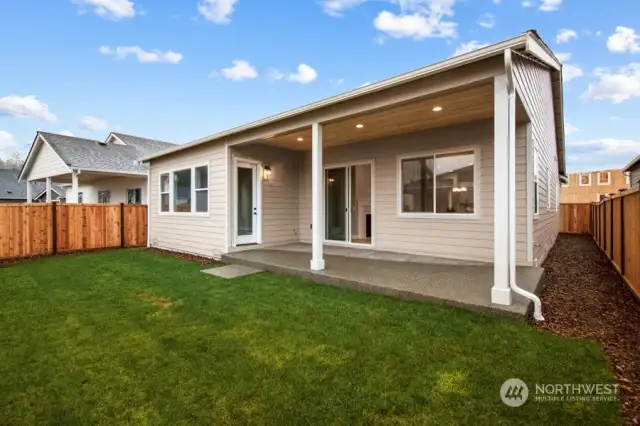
[
  {"x1": 0, "y1": 168, "x2": 62, "y2": 201},
  {"x1": 141, "y1": 29, "x2": 565, "y2": 177},
  {"x1": 622, "y1": 153, "x2": 640, "y2": 172},
  {"x1": 19, "y1": 132, "x2": 176, "y2": 181}
]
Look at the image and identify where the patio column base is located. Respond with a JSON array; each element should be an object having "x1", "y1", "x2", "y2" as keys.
[
  {"x1": 491, "y1": 287, "x2": 512, "y2": 305},
  {"x1": 310, "y1": 259, "x2": 325, "y2": 271}
]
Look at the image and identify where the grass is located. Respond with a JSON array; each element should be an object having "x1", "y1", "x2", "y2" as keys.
[{"x1": 0, "y1": 250, "x2": 621, "y2": 425}]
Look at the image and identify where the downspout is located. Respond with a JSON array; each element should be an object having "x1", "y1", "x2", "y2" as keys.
[{"x1": 505, "y1": 49, "x2": 544, "y2": 321}]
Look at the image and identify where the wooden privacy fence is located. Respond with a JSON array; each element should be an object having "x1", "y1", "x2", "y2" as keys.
[
  {"x1": 561, "y1": 189, "x2": 640, "y2": 298},
  {"x1": 0, "y1": 203, "x2": 148, "y2": 260}
]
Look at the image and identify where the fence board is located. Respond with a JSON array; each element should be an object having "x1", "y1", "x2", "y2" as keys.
[
  {"x1": 622, "y1": 192, "x2": 640, "y2": 296},
  {"x1": 560, "y1": 204, "x2": 591, "y2": 233},
  {"x1": 0, "y1": 203, "x2": 147, "y2": 260}
]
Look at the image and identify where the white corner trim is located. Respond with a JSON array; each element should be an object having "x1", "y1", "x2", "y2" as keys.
[{"x1": 525, "y1": 123, "x2": 534, "y2": 264}]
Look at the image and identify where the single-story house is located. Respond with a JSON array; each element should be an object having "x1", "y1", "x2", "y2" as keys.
[
  {"x1": 141, "y1": 30, "x2": 567, "y2": 313},
  {"x1": 18, "y1": 132, "x2": 175, "y2": 204},
  {"x1": 622, "y1": 153, "x2": 640, "y2": 188},
  {"x1": 0, "y1": 168, "x2": 64, "y2": 203}
]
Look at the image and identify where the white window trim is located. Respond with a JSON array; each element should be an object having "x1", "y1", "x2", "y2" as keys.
[
  {"x1": 194, "y1": 165, "x2": 209, "y2": 213},
  {"x1": 396, "y1": 145, "x2": 481, "y2": 220},
  {"x1": 127, "y1": 188, "x2": 142, "y2": 205},
  {"x1": 158, "y1": 163, "x2": 210, "y2": 217},
  {"x1": 597, "y1": 171, "x2": 611, "y2": 186},
  {"x1": 579, "y1": 173, "x2": 591, "y2": 187}
]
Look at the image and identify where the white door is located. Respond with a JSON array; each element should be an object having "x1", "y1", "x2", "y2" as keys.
[{"x1": 235, "y1": 161, "x2": 259, "y2": 245}]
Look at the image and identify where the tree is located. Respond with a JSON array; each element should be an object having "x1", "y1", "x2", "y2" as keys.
[{"x1": 0, "y1": 152, "x2": 23, "y2": 169}]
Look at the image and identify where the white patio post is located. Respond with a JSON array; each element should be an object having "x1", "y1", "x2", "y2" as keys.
[
  {"x1": 26, "y1": 181, "x2": 33, "y2": 204},
  {"x1": 492, "y1": 74, "x2": 512, "y2": 305},
  {"x1": 70, "y1": 170, "x2": 79, "y2": 203},
  {"x1": 310, "y1": 122, "x2": 325, "y2": 271},
  {"x1": 45, "y1": 177, "x2": 52, "y2": 203}
]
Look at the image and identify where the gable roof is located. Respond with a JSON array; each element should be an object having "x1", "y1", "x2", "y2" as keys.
[
  {"x1": 141, "y1": 29, "x2": 564, "y2": 179},
  {"x1": 19, "y1": 132, "x2": 177, "y2": 180},
  {"x1": 0, "y1": 168, "x2": 62, "y2": 201},
  {"x1": 622, "y1": 153, "x2": 640, "y2": 172}
]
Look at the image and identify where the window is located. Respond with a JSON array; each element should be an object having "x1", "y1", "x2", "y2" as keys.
[
  {"x1": 98, "y1": 190, "x2": 111, "y2": 204},
  {"x1": 579, "y1": 173, "x2": 591, "y2": 186},
  {"x1": 159, "y1": 165, "x2": 209, "y2": 214},
  {"x1": 160, "y1": 174, "x2": 170, "y2": 212},
  {"x1": 533, "y1": 151, "x2": 539, "y2": 216},
  {"x1": 195, "y1": 166, "x2": 208, "y2": 213},
  {"x1": 399, "y1": 149, "x2": 476, "y2": 216},
  {"x1": 127, "y1": 188, "x2": 142, "y2": 204},
  {"x1": 78, "y1": 192, "x2": 84, "y2": 204},
  {"x1": 598, "y1": 171, "x2": 610, "y2": 185}
]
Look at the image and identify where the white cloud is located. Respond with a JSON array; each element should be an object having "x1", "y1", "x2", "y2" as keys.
[
  {"x1": 477, "y1": 13, "x2": 495, "y2": 29},
  {"x1": 81, "y1": 116, "x2": 108, "y2": 131},
  {"x1": 564, "y1": 122, "x2": 579, "y2": 134},
  {"x1": 522, "y1": 0, "x2": 533, "y2": 7},
  {"x1": 0, "y1": 95, "x2": 57, "y2": 122},
  {"x1": 320, "y1": 0, "x2": 365, "y2": 17},
  {"x1": 215, "y1": 60, "x2": 258, "y2": 81},
  {"x1": 374, "y1": 10, "x2": 457, "y2": 39},
  {"x1": 330, "y1": 78, "x2": 345, "y2": 87},
  {"x1": 566, "y1": 138, "x2": 640, "y2": 172},
  {"x1": 555, "y1": 52, "x2": 571, "y2": 62},
  {"x1": 361, "y1": 82, "x2": 372, "y2": 87},
  {"x1": 607, "y1": 26, "x2": 640, "y2": 53},
  {"x1": 0, "y1": 130, "x2": 18, "y2": 159},
  {"x1": 198, "y1": 0, "x2": 238, "y2": 23},
  {"x1": 452, "y1": 40, "x2": 489, "y2": 57},
  {"x1": 539, "y1": 0, "x2": 562, "y2": 11},
  {"x1": 267, "y1": 69, "x2": 285, "y2": 83},
  {"x1": 563, "y1": 63, "x2": 584, "y2": 82},
  {"x1": 59, "y1": 130, "x2": 75, "y2": 137},
  {"x1": 287, "y1": 64, "x2": 318, "y2": 84},
  {"x1": 492, "y1": 0, "x2": 500, "y2": 4},
  {"x1": 609, "y1": 116, "x2": 621, "y2": 120},
  {"x1": 581, "y1": 63, "x2": 640, "y2": 104},
  {"x1": 99, "y1": 46, "x2": 183, "y2": 64},
  {"x1": 72, "y1": 0, "x2": 135, "y2": 20},
  {"x1": 556, "y1": 28, "x2": 577, "y2": 44}
]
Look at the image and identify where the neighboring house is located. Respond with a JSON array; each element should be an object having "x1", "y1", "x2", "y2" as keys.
[
  {"x1": 0, "y1": 168, "x2": 64, "y2": 203},
  {"x1": 560, "y1": 169, "x2": 629, "y2": 203},
  {"x1": 622, "y1": 154, "x2": 640, "y2": 189},
  {"x1": 141, "y1": 30, "x2": 567, "y2": 310},
  {"x1": 18, "y1": 132, "x2": 175, "y2": 204}
]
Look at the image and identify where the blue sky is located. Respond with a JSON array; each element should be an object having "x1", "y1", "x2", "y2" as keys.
[{"x1": 1, "y1": 0, "x2": 639, "y2": 172}]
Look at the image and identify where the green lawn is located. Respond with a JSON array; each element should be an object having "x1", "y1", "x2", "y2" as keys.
[{"x1": 0, "y1": 250, "x2": 621, "y2": 425}]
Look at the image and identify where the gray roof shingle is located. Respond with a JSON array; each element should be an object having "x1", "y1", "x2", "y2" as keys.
[
  {"x1": 38, "y1": 132, "x2": 176, "y2": 174},
  {"x1": 0, "y1": 169, "x2": 64, "y2": 201}
]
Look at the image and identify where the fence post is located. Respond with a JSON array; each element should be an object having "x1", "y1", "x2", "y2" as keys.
[
  {"x1": 620, "y1": 195, "x2": 625, "y2": 275},
  {"x1": 51, "y1": 201, "x2": 57, "y2": 255},
  {"x1": 610, "y1": 199, "x2": 615, "y2": 260},
  {"x1": 120, "y1": 203, "x2": 125, "y2": 248}
]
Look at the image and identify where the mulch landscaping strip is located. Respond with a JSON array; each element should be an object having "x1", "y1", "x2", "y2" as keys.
[
  {"x1": 146, "y1": 248, "x2": 221, "y2": 266},
  {"x1": 536, "y1": 234, "x2": 640, "y2": 425}
]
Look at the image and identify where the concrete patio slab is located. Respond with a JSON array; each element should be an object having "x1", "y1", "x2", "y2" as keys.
[
  {"x1": 201, "y1": 264, "x2": 262, "y2": 279},
  {"x1": 222, "y1": 249, "x2": 544, "y2": 320}
]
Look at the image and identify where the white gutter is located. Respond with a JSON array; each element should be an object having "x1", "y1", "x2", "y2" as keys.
[{"x1": 505, "y1": 49, "x2": 544, "y2": 321}]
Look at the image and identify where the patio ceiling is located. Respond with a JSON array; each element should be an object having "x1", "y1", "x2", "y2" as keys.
[{"x1": 262, "y1": 81, "x2": 528, "y2": 151}]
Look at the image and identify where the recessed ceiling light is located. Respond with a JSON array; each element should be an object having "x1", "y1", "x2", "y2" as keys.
[
  {"x1": 356, "y1": 124, "x2": 364, "y2": 129},
  {"x1": 297, "y1": 137, "x2": 304, "y2": 142},
  {"x1": 433, "y1": 106, "x2": 443, "y2": 112}
]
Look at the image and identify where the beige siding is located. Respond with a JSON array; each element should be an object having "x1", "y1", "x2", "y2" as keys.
[
  {"x1": 65, "y1": 177, "x2": 148, "y2": 204},
  {"x1": 149, "y1": 143, "x2": 227, "y2": 259},
  {"x1": 26, "y1": 139, "x2": 69, "y2": 181},
  {"x1": 513, "y1": 55, "x2": 559, "y2": 266},
  {"x1": 230, "y1": 144, "x2": 301, "y2": 246},
  {"x1": 298, "y1": 120, "x2": 529, "y2": 264}
]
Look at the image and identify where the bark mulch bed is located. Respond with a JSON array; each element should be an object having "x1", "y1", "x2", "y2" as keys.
[
  {"x1": 536, "y1": 233, "x2": 640, "y2": 425},
  {"x1": 146, "y1": 248, "x2": 222, "y2": 266}
]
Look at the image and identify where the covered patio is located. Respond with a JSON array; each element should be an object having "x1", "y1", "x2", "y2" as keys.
[{"x1": 223, "y1": 244, "x2": 544, "y2": 319}]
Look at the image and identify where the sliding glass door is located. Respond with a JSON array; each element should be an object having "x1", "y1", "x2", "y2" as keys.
[{"x1": 325, "y1": 163, "x2": 372, "y2": 245}]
